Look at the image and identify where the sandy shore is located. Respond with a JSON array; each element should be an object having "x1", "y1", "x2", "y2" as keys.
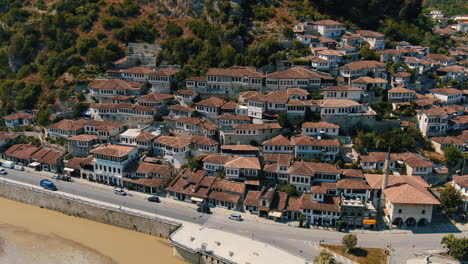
[{"x1": 0, "y1": 197, "x2": 186, "y2": 264}]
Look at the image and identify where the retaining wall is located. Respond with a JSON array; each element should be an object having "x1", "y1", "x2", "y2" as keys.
[{"x1": 0, "y1": 181, "x2": 180, "y2": 239}]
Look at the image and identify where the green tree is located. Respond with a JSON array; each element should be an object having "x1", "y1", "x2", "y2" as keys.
[
  {"x1": 18, "y1": 136, "x2": 41, "y2": 147},
  {"x1": 342, "y1": 234, "x2": 357, "y2": 252},
  {"x1": 439, "y1": 184, "x2": 463, "y2": 215},
  {"x1": 277, "y1": 112, "x2": 290, "y2": 128},
  {"x1": 359, "y1": 43, "x2": 379, "y2": 61},
  {"x1": 314, "y1": 249, "x2": 336, "y2": 264},
  {"x1": 72, "y1": 103, "x2": 87, "y2": 118},
  {"x1": 441, "y1": 234, "x2": 468, "y2": 261},
  {"x1": 180, "y1": 157, "x2": 202, "y2": 171},
  {"x1": 36, "y1": 108, "x2": 51, "y2": 126},
  {"x1": 444, "y1": 146, "x2": 465, "y2": 169},
  {"x1": 277, "y1": 184, "x2": 297, "y2": 196}
]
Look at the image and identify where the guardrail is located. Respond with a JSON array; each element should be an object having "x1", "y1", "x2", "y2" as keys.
[{"x1": 0, "y1": 178, "x2": 181, "y2": 227}]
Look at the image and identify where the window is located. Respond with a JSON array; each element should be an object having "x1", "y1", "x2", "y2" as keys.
[
  {"x1": 421, "y1": 210, "x2": 425, "y2": 214},
  {"x1": 398, "y1": 209, "x2": 402, "y2": 213}
]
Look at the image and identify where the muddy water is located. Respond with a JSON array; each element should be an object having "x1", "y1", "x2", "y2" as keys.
[{"x1": 0, "y1": 198, "x2": 186, "y2": 264}]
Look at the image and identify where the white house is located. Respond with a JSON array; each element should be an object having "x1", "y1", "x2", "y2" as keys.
[
  {"x1": 417, "y1": 107, "x2": 449, "y2": 137},
  {"x1": 301, "y1": 121, "x2": 340, "y2": 138},
  {"x1": 322, "y1": 86, "x2": 363, "y2": 101},
  {"x1": 313, "y1": 20, "x2": 344, "y2": 39},
  {"x1": 357, "y1": 30, "x2": 385, "y2": 50},
  {"x1": 430, "y1": 88, "x2": 463, "y2": 105}
]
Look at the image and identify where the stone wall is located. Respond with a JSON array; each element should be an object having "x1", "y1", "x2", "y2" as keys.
[{"x1": 0, "y1": 182, "x2": 180, "y2": 239}]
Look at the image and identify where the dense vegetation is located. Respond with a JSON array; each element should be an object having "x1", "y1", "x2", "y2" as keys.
[
  {"x1": 424, "y1": 0, "x2": 468, "y2": 17},
  {"x1": 0, "y1": 0, "x2": 463, "y2": 116}
]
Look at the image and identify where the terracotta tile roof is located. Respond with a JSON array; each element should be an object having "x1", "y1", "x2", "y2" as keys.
[
  {"x1": 234, "y1": 123, "x2": 282, "y2": 130},
  {"x1": 148, "y1": 67, "x2": 180, "y2": 76},
  {"x1": 420, "y1": 106, "x2": 448, "y2": 117},
  {"x1": 404, "y1": 157, "x2": 433, "y2": 168},
  {"x1": 89, "y1": 79, "x2": 143, "y2": 90},
  {"x1": 65, "y1": 157, "x2": 86, "y2": 170},
  {"x1": 454, "y1": 175, "x2": 468, "y2": 189},
  {"x1": 155, "y1": 136, "x2": 191, "y2": 148},
  {"x1": 90, "y1": 103, "x2": 155, "y2": 112},
  {"x1": 271, "y1": 191, "x2": 289, "y2": 211},
  {"x1": 426, "y1": 53, "x2": 454, "y2": 61},
  {"x1": 431, "y1": 136, "x2": 466, "y2": 145},
  {"x1": 393, "y1": 71, "x2": 412, "y2": 78},
  {"x1": 430, "y1": 88, "x2": 463, "y2": 95},
  {"x1": 47, "y1": 119, "x2": 88, "y2": 131},
  {"x1": 191, "y1": 136, "x2": 219, "y2": 146},
  {"x1": 137, "y1": 92, "x2": 173, "y2": 102},
  {"x1": 206, "y1": 66, "x2": 263, "y2": 78},
  {"x1": 437, "y1": 65, "x2": 465, "y2": 73},
  {"x1": 318, "y1": 99, "x2": 361, "y2": 107},
  {"x1": 384, "y1": 182, "x2": 440, "y2": 205},
  {"x1": 212, "y1": 178, "x2": 245, "y2": 194},
  {"x1": 336, "y1": 178, "x2": 371, "y2": 190},
  {"x1": 124, "y1": 177, "x2": 165, "y2": 188},
  {"x1": 117, "y1": 67, "x2": 155, "y2": 74},
  {"x1": 339, "y1": 60, "x2": 386, "y2": 70},
  {"x1": 263, "y1": 153, "x2": 293, "y2": 166},
  {"x1": 220, "y1": 101, "x2": 238, "y2": 109},
  {"x1": 302, "y1": 121, "x2": 340, "y2": 129},
  {"x1": 288, "y1": 161, "x2": 340, "y2": 176},
  {"x1": 209, "y1": 190, "x2": 241, "y2": 204},
  {"x1": 388, "y1": 87, "x2": 415, "y2": 93},
  {"x1": 135, "y1": 132, "x2": 157, "y2": 141},
  {"x1": 90, "y1": 144, "x2": 136, "y2": 157},
  {"x1": 196, "y1": 97, "x2": 227, "y2": 108},
  {"x1": 263, "y1": 163, "x2": 279, "y2": 173},
  {"x1": 450, "y1": 115, "x2": 468, "y2": 125},
  {"x1": 356, "y1": 30, "x2": 384, "y2": 37},
  {"x1": 186, "y1": 76, "x2": 207, "y2": 82},
  {"x1": 263, "y1": 90, "x2": 289, "y2": 103},
  {"x1": 341, "y1": 169, "x2": 364, "y2": 178},
  {"x1": 0, "y1": 133, "x2": 20, "y2": 140},
  {"x1": 136, "y1": 162, "x2": 171, "y2": 175},
  {"x1": 202, "y1": 154, "x2": 232, "y2": 164},
  {"x1": 263, "y1": 135, "x2": 293, "y2": 146},
  {"x1": 5, "y1": 144, "x2": 40, "y2": 160},
  {"x1": 244, "y1": 190, "x2": 262, "y2": 207},
  {"x1": 3, "y1": 112, "x2": 35, "y2": 120},
  {"x1": 84, "y1": 120, "x2": 124, "y2": 131},
  {"x1": 225, "y1": 156, "x2": 261, "y2": 170},
  {"x1": 291, "y1": 135, "x2": 340, "y2": 146},
  {"x1": 287, "y1": 88, "x2": 309, "y2": 95},
  {"x1": 168, "y1": 104, "x2": 196, "y2": 112},
  {"x1": 110, "y1": 95, "x2": 132, "y2": 100},
  {"x1": 176, "y1": 90, "x2": 196, "y2": 96},
  {"x1": 300, "y1": 195, "x2": 341, "y2": 212},
  {"x1": 323, "y1": 85, "x2": 362, "y2": 91},
  {"x1": 351, "y1": 76, "x2": 388, "y2": 84},
  {"x1": 287, "y1": 99, "x2": 311, "y2": 106},
  {"x1": 286, "y1": 196, "x2": 302, "y2": 212},
  {"x1": 163, "y1": 116, "x2": 217, "y2": 131},
  {"x1": 68, "y1": 134, "x2": 99, "y2": 142},
  {"x1": 216, "y1": 113, "x2": 251, "y2": 121},
  {"x1": 317, "y1": 49, "x2": 344, "y2": 56},
  {"x1": 266, "y1": 66, "x2": 334, "y2": 80},
  {"x1": 313, "y1": 19, "x2": 343, "y2": 25},
  {"x1": 31, "y1": 148, "x2": 65, "y2": 165},
  {"x1": 221, "y1": 145, "x2": 259, "y2": 152}
]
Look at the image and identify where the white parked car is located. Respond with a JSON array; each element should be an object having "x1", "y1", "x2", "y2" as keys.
[
  {"x1": 228, "y1": 213, "x2": 243, "y2": 221},
  {"x1": 0, "y1": 169, "x2": 7, "y2": 175},
  {"x1": 114, "y1": 188, "x2": 126, "y2": 196}
]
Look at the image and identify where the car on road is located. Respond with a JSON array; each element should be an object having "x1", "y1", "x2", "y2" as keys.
[
  {"x1": 114, "y1": 188, "x2": 126, "y2": 196},
  {"x1": 14, "y1": 165, "x2": 24, "y2": 171},
  {"x1": 0, "y1": 169, "x2": 7, "y2": 175},
  {"x1": 40, "y1": 179, "x2": 57, "y2": 191},
  {"x1": 228, "y1": 213, "x2": 243, "y2": 221},
  {"x1": 147, "y1": 196, "x2": 160, "y2": 203},
  {"x1": 51, "y1": 175, "x2": 60, "y2": 180}
]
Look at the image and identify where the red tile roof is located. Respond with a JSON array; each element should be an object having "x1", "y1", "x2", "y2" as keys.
[
  {"x1": 90, "y1": 144, "x2": 136, "y2": 157},
  {"x1": 266, "y1": 66, "x2": 333, "y2": 80},
  {"x1": 137, "y1": 92, "x2": 173, "y2": 102}
]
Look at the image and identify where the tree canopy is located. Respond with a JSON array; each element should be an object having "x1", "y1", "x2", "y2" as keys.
[{"x1": 439, "y1": 184, "x2": 463, "y2": 215}]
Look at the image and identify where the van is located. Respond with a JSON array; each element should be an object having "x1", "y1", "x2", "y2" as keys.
[
  {"x1": 2, "y1": 161, "x2": 14, "y2": 169},
  {"x1": 228, "y1": 213, "x2": 243, "y2": 221},
  {"x1": 40, "y1": 179, "x2": 57, "y2": 191}
]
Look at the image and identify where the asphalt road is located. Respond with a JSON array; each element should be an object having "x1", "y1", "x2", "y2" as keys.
[{"x1": 1, "y1": 168, "x2": 466, "y2": 263}]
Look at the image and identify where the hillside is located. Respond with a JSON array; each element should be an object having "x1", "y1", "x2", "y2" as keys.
[{"x1": 0, "y1": 0, "x2": 455, "y2": 118}]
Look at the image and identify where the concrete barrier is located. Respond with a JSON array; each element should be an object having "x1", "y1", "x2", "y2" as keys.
[{"x1": 0, "y1": 181, "x2": 180, "y2": 239}]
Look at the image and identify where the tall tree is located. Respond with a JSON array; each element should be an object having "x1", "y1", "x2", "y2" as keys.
[
  {"x1": 439, "y1": 184, "x2": 463, "y2": 215},
  {"x1": 444, "y1": 146, "x2": 465, "y2": 169},
  {"x1": 314, "y1": 249, "x2": 336, "y2": 264},
  {"x1": 342, "y1": 234, "x2": 357, "y2": 253},
  {"x1": 441, "y1": 234, "x2": 468, "y2": 261}
]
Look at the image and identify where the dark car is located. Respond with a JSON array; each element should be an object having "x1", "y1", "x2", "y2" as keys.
[
  {"x1": 197, "y1": 203, "x2": 212, "y2": 214},
  {"x1": 40, "y1": 179, "x2": 57, "y2": 191},
  {"x1": 147, "y1": 196, "x2": 160, "y2": 203}
]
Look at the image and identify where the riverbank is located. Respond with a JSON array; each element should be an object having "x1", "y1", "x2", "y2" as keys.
[{"x1": 0, "y1": 198, "x2": 185, "y2": 264}]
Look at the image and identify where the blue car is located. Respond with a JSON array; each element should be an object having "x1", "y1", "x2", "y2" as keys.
[{"x1": 40, "y1": 179, "x2": 57, "y2": 191}]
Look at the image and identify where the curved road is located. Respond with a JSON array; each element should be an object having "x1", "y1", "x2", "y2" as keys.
[{"x1": 1, "y1": 168, "x2": 465, "y2": 263}]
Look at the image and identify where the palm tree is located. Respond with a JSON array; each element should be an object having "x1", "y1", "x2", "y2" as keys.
[{"x1": 314, "y1": 249, "x2": 336, "y2": 264}]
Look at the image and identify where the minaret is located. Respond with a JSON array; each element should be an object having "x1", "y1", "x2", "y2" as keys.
[{"x1": 381, "y1": 148, "x2": 391, "y2": 191}]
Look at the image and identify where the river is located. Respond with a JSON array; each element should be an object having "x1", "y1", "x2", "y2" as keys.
[{"x1": 0, "y1": 198, "x2": 186, "y2": 264}]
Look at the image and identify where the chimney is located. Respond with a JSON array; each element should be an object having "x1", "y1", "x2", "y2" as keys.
[{"x1": 381, "y1": 148, "x2": 391, "y2": 191}]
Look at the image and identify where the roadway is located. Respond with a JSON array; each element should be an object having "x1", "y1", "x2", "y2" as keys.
[{"x1": 1, "y1": 168, "x2": 466, "y2": 263}]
